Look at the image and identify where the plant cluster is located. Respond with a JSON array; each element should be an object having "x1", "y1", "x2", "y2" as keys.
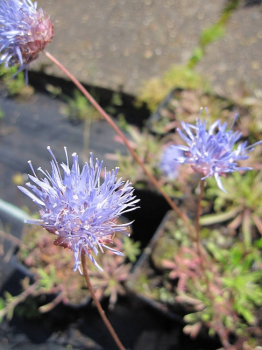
[
  {"x1": 115, "y1": 125, "x2": 194, "y2": 200},
  {"x1": 163, "y1": 225, "x2": 262, "y2": 345},
  {"x1": 0, "y1": 1, "x2": 262, "y2": 350},
  {"x1": 126, "y1": 110, "x2": 262, "y2": 348},
  {"x1": 60, "y1": 89, "x2": 101, "y2": 124},
  {"x1": 0, "y1": 224, "x2": 140, "y2": 319},
  {"x1": 203, "y1": 171, "x2": 262, "y2": 245}
]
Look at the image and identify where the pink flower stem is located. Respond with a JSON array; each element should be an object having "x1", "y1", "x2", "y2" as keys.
[
  {"x1": 81, "y1": 253, "x2": 126, "y2": 350},
  {"x1": 44, "y1": 51, "x2": 193, "y2": 235}
]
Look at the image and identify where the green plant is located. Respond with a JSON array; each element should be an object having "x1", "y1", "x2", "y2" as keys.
[
  {"x1": 138, "y1": 0, "x2": 241, "y2": 113},
  {"x1": 209, "y1": 240, "x2": 262, "y2": 328},
  {"x1": 147, "y1": 89, "x2": 236, "y2": 135},
  {"x1": 60, "y1": 89, "x2": 102, "y2": 158},
  {"x1": 187, "y1": 0, "x2": 240, "y2": 68},
  {"x1": 163, "y1": 229, "x2": 262, "y2": 346},
  {"x1": 202, "y1": 171, "x2": 262, "y2": 245},
  {"x1": 0, "y1": 64, "x2": 34, "y2": 99},
  {"x1": 18, "y1": 225, "x2": 89, "y2": 307},
  {"x1": 122, "y1": 236, "x2": 141, "y2": 263},
  {"x1": 116, "y1": 126, "x2": 162, "y2": 185},
  {"x1": 89, "y1": 250, "x2": 131, "y2": 310},
  {"x1": 60, "y1": 89, "x2": 100, "y2": 123},
  {"x1": 137, "y1": 65, "x2": 209, "y2": 112},
  {"x1": 87, "y1": 236, "x2": 140, "y2": 309},
  {"x1": 0, "y1": 215, "x2": 139, "y2": 320},
  {"x1": 115, "y1": 125, "x2": 189, "y2": 198}
]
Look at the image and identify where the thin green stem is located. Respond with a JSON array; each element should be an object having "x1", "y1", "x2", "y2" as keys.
[
  {"x1": 44, "y1": 51, "x2": 193, "y2": 236},
  {"x1": 81, "y1": 254, "x2": 126, "y2": 350}
]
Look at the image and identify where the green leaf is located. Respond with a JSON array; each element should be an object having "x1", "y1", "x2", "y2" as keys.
[
  {"x1": 200, "y1": 207, "x2": 241, "y2": 225},
  {"x1": 123, "y1": 237, "x2": 141, "y2": 263},
  {"x1": 37, "y1": 268, "x2": 55, "y2": 290}
]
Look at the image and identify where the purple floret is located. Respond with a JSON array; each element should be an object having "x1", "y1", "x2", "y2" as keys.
[
  {"x1": 174, "y1": 113, "x2": 261, "y2": 192},
  {"x1": 160, "y1": 145, "x2": 181, "y2": 180},
  {"x1": 18, "y1": 147, "x2": 139, "y2": 272}
]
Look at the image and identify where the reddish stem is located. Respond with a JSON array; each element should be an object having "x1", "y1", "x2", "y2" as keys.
[
  {"x1": 81, "y1": 254, "x2": 126, "y2": 350},
  {"x1": 44, "y1": 51, "x2": 192, "y2": 234}
]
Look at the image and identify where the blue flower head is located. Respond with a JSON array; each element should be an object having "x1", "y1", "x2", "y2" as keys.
[
  {"x1": 0, "y1": 0, "x2": 54, "y2": 82},
  {"x1": 160, "y1": 145, "x2": 181, "y2": 180},
  {"x1": 173, "y1": 111, "x2": 261, "y2": 192},
  {"x1": 18, "y1": 147, "x2": 139, "y2": 272}
]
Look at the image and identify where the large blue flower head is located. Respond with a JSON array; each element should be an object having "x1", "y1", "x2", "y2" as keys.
[
  {"x1": 173, "y1": 111, "x2": 261, "y2": 192},
  {"x1": 0, "y1": 0, "x2": 54, "y2": 81},
  {"x1": 18, "y1": 147, "x2": 139, "y2": 272}
]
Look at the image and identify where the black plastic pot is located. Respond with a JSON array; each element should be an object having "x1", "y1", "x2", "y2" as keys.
[
  {"x1": 126, "y1": 210, "x2": 185, "y2": 322},
  {"x1": 0, "y1": 199, "x2": 31, "y2": 295},
  {"x1": 126, "y1": 210, "x2": 222, "y2": 349}
]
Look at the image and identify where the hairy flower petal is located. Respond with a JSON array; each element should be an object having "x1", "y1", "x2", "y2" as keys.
[
  {"x1": 160, "y1": 145, "x2": 181, "y2": 180},
  {"x1": 172, "y1": 113, "x2": 261, "y2": 192},
  {"x1": 18, "y1": 147, "x2": 139, "y2": 272}
]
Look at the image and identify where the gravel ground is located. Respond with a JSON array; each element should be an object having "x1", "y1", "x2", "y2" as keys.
[{"x1": 32, "y1": 0, "x2": 262, "y2": 98}]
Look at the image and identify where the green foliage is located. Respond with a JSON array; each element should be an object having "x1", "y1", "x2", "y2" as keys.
[
  {"x1": 3, "y1": 292, "x2": 16, "y2": 320},
  {"x1": 199, "y1": 23, "x2": 225, "y2": 47},
  {"x1": 138, "y1": 0, "x2": 240, "y2": 112},
  {"x1": 137, "y1": 65, "x2": 209, "y2": 112},
  {"x1": 0, "y1": 219, "x2": 138, "y2": 320},
  {"x1": 203, "y1": 171, "x2": 262, "y2": 245},
  {"x1": 89, "y1": 237, "x2": 133, "y2": 309},
  {"x1": 187, "y1": 47, "x2": 204, "y2": 68},
  {"x1": 122, "y1": 236, "x2": 140, "y2": 263},
  {"x1": 111, "y1": 92, "x2": 123, "y2": 107},
  {"x1": 220, "y1": 0, "x2": 241, "y2": 23},
  {"x1": 116, "y1": 126, "x2": 161, "y2": 185},
  {"x1": 0, "y1": 298, "x2": 4, "y2": 310},
  {"x1": 60, "y1": 89, "x2": 100, "y2": 123},
  {"x1": 215, "y1": 242, "x2": 262, "y2": 326},
  {"x1": 147, "y1": 89, "x2": 235, "y2": 136},
  {"x1": 117, "y1": 114, "x2": 129, "y2": 131},
  {"x1": 174, "y1": 237, "x2": 262, "y2": 342},
  {"x1": 18, "y1": 226, "x2": 89, "y2": 306},
  {"x1": 188, "y1": 0, "x2": 239, "y2": 69},
  {"x1": 115, "y1": 125, "x2": 186, "y2": 198},
  {"x1": 0, "y1": 298, "x2": 5, "y2": 323},
  {"x1": 0, "y1": 64, "x2": 34, "y2": 99},
  {"x1": 37, "y1": 266, "x2": 57, "y2": 290},
  {"x1": 130, "y1": 203, "x2": 262, "y2": 347}
]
